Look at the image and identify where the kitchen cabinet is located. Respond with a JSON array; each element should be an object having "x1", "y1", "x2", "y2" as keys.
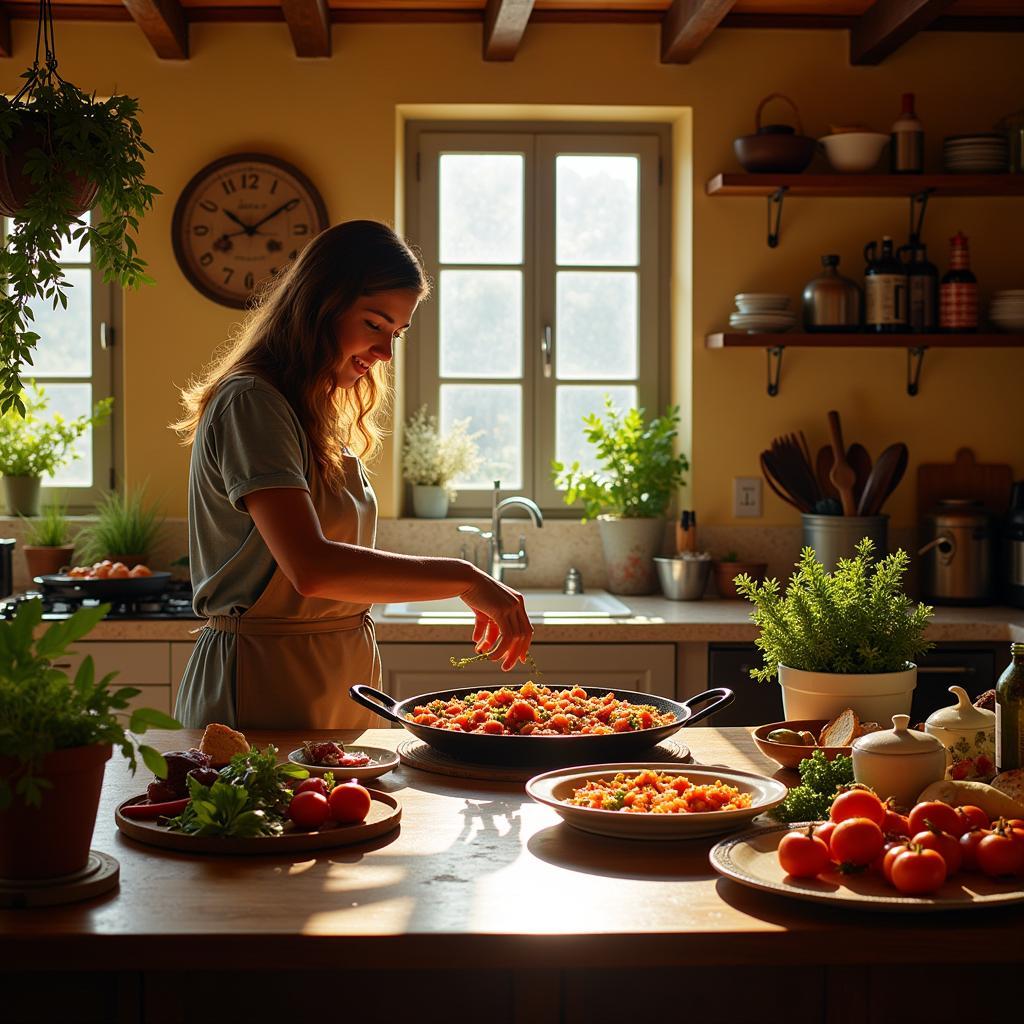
[{"x1": 54, "y1": 641, "x2": 176, "y2": 714}]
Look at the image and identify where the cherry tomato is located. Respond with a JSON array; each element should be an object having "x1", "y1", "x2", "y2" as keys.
[
  {"x1": 911, "y1": 828, "x2": 963, "y2": 875},
  {"x1": 328, "y1": 782, "x2": 372, "y2": 824},
  {"x1": 882, "y1": 841, "x2": 912, "y2": 884},
  {"x1": 908, "y1": 800, "x2": 966, "y2": 838},
  {"x1": 959, "y1": 828, "x2": 988, "y2": 872},
  {"x1": 830, "y1": 789, "x2": 886, "y2": 827},
  {"x1": 289, "y1": 790, "x2": 331, "y2": 830},
  {"x1": 829, "y1": 817, "x2": 885, "y2": 867},
  {"x1": 872, "y1": 839, "x2": 902, "y2": 875},
  {"x1": 778, "y1": 826, "x2": 831, "y2": 879},
  {"x1": 294, "y1": 778, "x2": 330, "y2": 798},
  {"x1": 882, "y1": 809, "x2": 911, "y2": 838},
  {"x1": 890, "y1": 846, "x2": 947, "y2": 895},
  {"x1": 956, "y1": 805, "x2": 990, "y2": 832},
  {"x1": 813, "y1": 820, "x2": 837, "y2": 852},
  {"x1": 977, "y1": 829, "x2": 1024, "y2": 878}
]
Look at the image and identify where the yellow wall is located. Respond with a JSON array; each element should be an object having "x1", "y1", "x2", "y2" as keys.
[{"x1": 2, "y1": 23, "x2": 1021, "y2": 525}]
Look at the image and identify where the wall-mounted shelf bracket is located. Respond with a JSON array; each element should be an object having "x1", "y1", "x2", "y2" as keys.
[
  {"x1": 908, "y1": 189, "x2": 933, "y2": 243},
  {"x1": 766, "y1": 345, "x2": 784, "y2": 395},
  {"x1": 766, "y1": 187, "x2": 787, "y2": 248},
  {"x1": 906, "y1": 345, "x2": 927, "y2": 396}
]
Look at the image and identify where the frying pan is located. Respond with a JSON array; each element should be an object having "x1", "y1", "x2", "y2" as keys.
[
  {"x1": 34, "y1": 571, "x2": 172, "y2": 601},
  {"x1": 350, "y1": 684, "x2": 734, "y2": 767}
]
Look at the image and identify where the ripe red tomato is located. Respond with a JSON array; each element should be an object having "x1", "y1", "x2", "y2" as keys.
[
  {"x1": 829, "y1": 817, "x2": 885, "y2": 867},
  {"x1": 911, "y1": 828, "x2": 963, "y2": 875},
  {"x1": 328, "y1": 782, "x2": 372, "y2": 824},
  {"x1": 778, "y1": 827, "x2": 831, "y2": 879},
  {"x1": 882, "y1": 809, "x2": 911, "y2": 837},
  {"x1": 294, "y1": 778, "x2": 330, "y2": 798},
  {"x1": 289, "y1": 790, "x2": 331, "y2": 830},
  {"x1": 959, "y1": 828, "x2": 988, "y2": 872},
  {"x1": 813, "y1": 820, "x2": 837, "y2": 852},
  {"x1": 889, "y1": 847, "x2": 947, "y2": 895},
  {"x1": 977, "y1": 830, "x2": 1024, "y2": 878},
  {"x1": 955, "y1": 805, "x2": 990, "y2": 832},
  {"x1": 882, "y1": 842, "x2": 911, "y2": 884},
  {"x1": 830, "y1": 789, "x2": 886, "y2": 827},
  {"x1": 908, "y1": 801, "x2": 965, "y2": 838}
]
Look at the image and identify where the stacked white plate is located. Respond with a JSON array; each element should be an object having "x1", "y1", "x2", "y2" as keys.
[
  {"x1": 943, "y1": 133, "x2": 1008, "y2": 173},
  {"x1": 989, "y1": 289, "x2": 1024, "y2": 332},
  {"x1": 730, "y1": 292, "x2": 796, "y2": 333}
]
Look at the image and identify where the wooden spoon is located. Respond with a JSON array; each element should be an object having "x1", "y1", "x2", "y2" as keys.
[
  {"x1": 816, "y1": 446, "x2": 840, "y2": 501},
  {"x1": 846, "y1": 443, "x2": 872, "y2": 508},
  {"x1": 857, "y1": 442, "x2": 909, "y2": 516},
  {"x1": 827, "y1": 410, "x2": 857, "y2": 516}
]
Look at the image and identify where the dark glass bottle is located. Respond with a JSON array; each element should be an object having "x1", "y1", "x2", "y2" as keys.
[
  {"x1": 864, "y1": 235, "x2": 908, "y2": 333},
  {"x1": 891, "y1": 93, "x2": 924, "y2": 173},
  {"x1": 898, "y1": 241, "x2": 938, "y2": 332},
  {"x1": 939, "y1": 231, "x2": 978, "y2": 333},
  {"x1": 996, "y1": 642, "x2": 1024, "y2": 773}
]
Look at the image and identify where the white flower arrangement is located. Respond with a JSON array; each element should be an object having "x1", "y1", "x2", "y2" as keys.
[{"x1": 401, "y1": 405, "x2": 482, "y2": 501}]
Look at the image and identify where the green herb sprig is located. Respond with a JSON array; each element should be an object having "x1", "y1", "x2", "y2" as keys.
[
  {"x1": 450, "y1": 649, "x2": 544, "y2": 676},
  {"x1": 769, "y1": 750, "x2": 854, "y2": 823}
]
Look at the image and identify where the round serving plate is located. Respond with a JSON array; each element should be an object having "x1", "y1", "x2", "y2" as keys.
[
  {"x1": 711, "y1": 822, "x2": 1024, "y2": 912},
  {"x1": 115, "y1": 790, "x2": 401, "y2": 854},
  {"x1": 526, "y1": 763, "x2": 787, "y2": 841},
  {"x1": 286, "y1": 745, "x2": 400, "y2": 781}
]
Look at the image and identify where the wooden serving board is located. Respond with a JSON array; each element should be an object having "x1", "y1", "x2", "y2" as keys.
[
  {"x1": 916, "y1": 447, "x2": 1013, "y2": 519},
  {"x1": 115, "y1": 790, "x2": 401, "y2": 854}
]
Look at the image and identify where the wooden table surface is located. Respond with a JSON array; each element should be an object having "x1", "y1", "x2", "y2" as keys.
[{"x1": 4, "y1": 726, "x2": 1024, "y2": 973}]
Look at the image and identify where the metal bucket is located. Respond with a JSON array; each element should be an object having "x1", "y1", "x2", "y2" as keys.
[{"x1": 801, "y1": 514, "x2": 888, "y2": 570}]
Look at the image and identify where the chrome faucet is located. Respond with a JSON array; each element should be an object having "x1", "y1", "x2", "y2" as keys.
[{"x1": 457, "y1": 480, "x2": 544, "y2": 583}]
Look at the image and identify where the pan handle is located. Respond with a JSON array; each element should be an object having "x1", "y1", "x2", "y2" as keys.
[
  {"x1": 349, "y1": 685, "x2": 404, "y2": 725},
  {"x1": 679, "y1": 687, "x2": 734, "y2": 726}
]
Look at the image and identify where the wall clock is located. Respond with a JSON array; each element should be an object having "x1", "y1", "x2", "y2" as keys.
[{"x1": 172, "y1": 152, "x2": 329, "y2": 308}]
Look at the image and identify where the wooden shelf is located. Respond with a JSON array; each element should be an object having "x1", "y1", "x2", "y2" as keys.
[
  {"x1": 706, "y1": 332, "x2": 1024, "y2": 348},
  {"x1": 705, "y1": 174, "x2": 1024, "y2": 197}
]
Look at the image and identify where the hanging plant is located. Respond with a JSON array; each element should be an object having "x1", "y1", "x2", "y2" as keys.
[{"x1": 0, "y1": 0, "x2": 159, "y2": 415}]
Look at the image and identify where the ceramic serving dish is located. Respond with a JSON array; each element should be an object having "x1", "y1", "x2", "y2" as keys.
[
  {"x1": 752, "y1": 719, "x2": 852, "y2": 770},
  {"x1": 852, "y1": 714, "x2": 946, "y2": 808},
  {"x1": 286, "y1": 745, "x2": 399, "y2": 781}
]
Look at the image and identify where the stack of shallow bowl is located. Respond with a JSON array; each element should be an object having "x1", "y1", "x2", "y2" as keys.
[
  {"x1": 729, "y1": 293, "x2": 796, "y2": 334},
  {"x1": 989, "y1": 290, "x2": 1024, "y2": 332},
  {"x1": 943, "y1": 133, "x2": 1009, "y2": 173}
]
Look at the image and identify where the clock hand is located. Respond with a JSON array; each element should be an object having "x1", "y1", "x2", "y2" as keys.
[
  {"x1": 248, "y1": 197, "x2": 300, "y2": 232},
  {"x1": 223, "y1": 209, "x2": 256, "y2": 236}
]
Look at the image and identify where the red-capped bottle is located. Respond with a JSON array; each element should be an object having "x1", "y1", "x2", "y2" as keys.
[{"x1": 939, "y1": 232, "x2": 978, "y2": 332}]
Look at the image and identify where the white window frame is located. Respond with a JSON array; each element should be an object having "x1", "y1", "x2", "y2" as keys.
[{"x1": 406, "y1": 120, "x2": 670, "y2": 518}]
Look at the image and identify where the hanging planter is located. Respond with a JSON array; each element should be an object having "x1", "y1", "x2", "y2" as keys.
[{"x1": 0, "y1": 0, "x2": 159, "y2": 415}]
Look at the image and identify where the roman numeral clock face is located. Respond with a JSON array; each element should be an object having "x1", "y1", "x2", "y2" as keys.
[{"x1": 172, "y1": 153, "x2": 329, "y2": 308}]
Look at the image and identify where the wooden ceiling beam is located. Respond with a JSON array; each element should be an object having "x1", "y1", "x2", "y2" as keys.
[
  {"x1": 850, "y1": 0, "x2": 958, "y2": 65},
  {"x1": 661, "y1": 0, "x2": 737, "y2": 63},
  {"x1": 281, "y1": 0, "x2": 330, "y2": 58},
  {"x1": 483, "y1": 0, "x2": 535, "y2": 61},
  {"x1": 122, "y1": 0, "x2": 188, "y2": 59}
]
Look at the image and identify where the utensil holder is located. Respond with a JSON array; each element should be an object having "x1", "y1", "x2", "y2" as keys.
[{"x1": 801, "y1": 514, "x2": 888, "y2": 570}]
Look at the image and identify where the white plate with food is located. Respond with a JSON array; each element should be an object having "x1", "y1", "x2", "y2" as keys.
[
  {"x1": 287, "y1": 740, "x2": 400, "y2": 780},
  {"x1": 526, "y1": 763, "x2": 787, "y2": 840}
]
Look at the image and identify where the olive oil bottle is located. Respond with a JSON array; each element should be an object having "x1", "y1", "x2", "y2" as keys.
[{"x1": 996, "y1": 642, "x2": 1024, "y2": 772}]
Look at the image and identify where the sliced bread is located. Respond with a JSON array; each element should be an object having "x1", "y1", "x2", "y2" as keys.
[{"x1": 818, "y1": 707, "x2": 860, "y2": 747}]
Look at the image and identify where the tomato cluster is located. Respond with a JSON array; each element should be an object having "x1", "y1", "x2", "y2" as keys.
[
  {"x1": 288, "y1": 778, "x2": 372, "y2": 830},
  {"x1": 777, "y1": 787, "x2": 1024, "y2": 896}
]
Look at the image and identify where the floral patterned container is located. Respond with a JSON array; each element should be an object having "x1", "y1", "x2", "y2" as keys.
[{"x1": 924, "y1": 685, "x2": 996, "y2": 781}]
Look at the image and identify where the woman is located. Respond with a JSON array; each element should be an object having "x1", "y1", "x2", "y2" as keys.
[{"x1": 172, "y1": 220, "x2": 532, "y2": 730}]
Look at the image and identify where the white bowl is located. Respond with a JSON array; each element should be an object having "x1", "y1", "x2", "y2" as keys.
[
  {"x1": 287, "y1": 744, "x2": 400, "y2": 781},
  {"x1": 819, "y1": 132, "x2": 889, "y2": 173},
  {"x1": 734, "y1": 293, "x2": 790, "y2": 311}
]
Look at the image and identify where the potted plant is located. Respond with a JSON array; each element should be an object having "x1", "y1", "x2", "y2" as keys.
[
  {"x1": 552, "y1": 398, "x2": 689, "y2": 595},
  {"x1": 0, "y1": 600, "x2": 178, "y2": 879},
  {"x1": 0, "y1": 4, "x2": 158, "y2": 413},
  {"x1": 75, "y1": 485, "x2": 165, "y2": 567},
  {"x1": 712, "y1": 550, "x2": 768, "y2": 600},
  {"x1": 735, "y1": 538, "x2": 934, "y2": 723},
  {"x1": 20, "y1": 500, "x2": 75, "y2": 578},
  {"x1": 0, "y1": 382, "x2": 112, "y2": 515},
  {"x1": 401, "y1": 405, "x2": 482, "y2": 518}
]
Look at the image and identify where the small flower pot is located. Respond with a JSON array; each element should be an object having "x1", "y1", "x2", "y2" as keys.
[
  {"x1": 597, "y1": 515, "x2": 664, "y2": 595},
  {"x1": 23, "y1": 544, "x2": 76, "y2": 579},
  {"x1": 411, "y1": 485, "x2": 449, "y2": 519},
  {"x1": 3, "y1": 474, "x2": 42, "y2": 517},
  {"x1": 712, "y1": 560, "x2": 766, "y2": 599},
  {"x1": 778, "y1": 663, "x2": 918, "y2": 724}
]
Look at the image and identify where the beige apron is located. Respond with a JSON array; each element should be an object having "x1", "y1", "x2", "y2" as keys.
[{"x1": 205, "y1": 452, "x2": 378, "y2": 731}]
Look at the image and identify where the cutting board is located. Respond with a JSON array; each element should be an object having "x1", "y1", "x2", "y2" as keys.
[{"x1": 916, "y1": 447, "x2": 1013, "y2": 519}]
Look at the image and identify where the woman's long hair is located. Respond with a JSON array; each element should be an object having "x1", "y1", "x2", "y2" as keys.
[{"x1": 172, "y1": 220, "x2": 429, "y2": 487}]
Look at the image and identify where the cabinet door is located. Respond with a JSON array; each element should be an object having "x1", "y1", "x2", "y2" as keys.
[
  {"x1": 51, "y1": 641, "x2": 173, "y2": 718},
  {"x1": 707, "y1": 645, "x2": 784, "y2": 726}
]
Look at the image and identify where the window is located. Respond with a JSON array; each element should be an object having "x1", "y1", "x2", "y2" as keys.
[
  {"x1": 3, "y1": 214, "x2": 117, "y2": 509},
  {"x1": 407, "y1": 123, "x2": 667, "y2": 515}
]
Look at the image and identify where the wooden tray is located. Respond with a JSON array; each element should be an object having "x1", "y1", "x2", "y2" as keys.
[
  {"x1": 115, "y1": 790, "x2": 401, "y2": 854},
  {"x1": 711, "y1": 822, "x2": 1024, "y2": 913},
  {"x1": 916, "y1": 447, "x2": 1013, "y2": 519}
]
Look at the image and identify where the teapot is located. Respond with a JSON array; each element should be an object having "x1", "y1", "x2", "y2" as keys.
[{"x1": 924, "y1": 685, "x2": 996, "y2": 781}]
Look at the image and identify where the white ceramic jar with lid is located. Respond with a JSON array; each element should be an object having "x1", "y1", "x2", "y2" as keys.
[
  {"x1": 924, "y1": 685, "x2": 996, "y2": 781},
  {"x1": 852, "y1": 714, "x2": 947, "y2": 808}
]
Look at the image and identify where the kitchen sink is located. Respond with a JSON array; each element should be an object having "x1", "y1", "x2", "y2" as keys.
[{"x1": 381, "y1": 589, "x2": 631, "y2": 620}]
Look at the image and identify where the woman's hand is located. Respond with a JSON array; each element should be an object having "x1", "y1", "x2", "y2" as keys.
[{"x1": 459, "y1": 568, "x2": 533, "y2": 671}]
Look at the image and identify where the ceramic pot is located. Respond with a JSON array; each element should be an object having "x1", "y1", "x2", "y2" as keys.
[
  {"x1": 925, "y1": 685, "x2": 997, "y2": 781},
  {"x1": 712, "y1": 560, "x2": 766, "y2": 599},
  {"x1": 0, "y1": 743, "x2": 111, "y2": 879},
  {"x1": 597, "y1": 515, "x2": 664, "y2": 595},
  {"x1": 852, "y1": 714, "x2": 947, "y2": 808},
  {"x1": 3, "y1": 474, "x2": 42, "y2": 517},
  {"x1": 778, "y1": 663, "x2": 917, "y2": 723},
  {"x1": 23, "y1": 544, "x2": 76, "y2": 579},
  {"x1": 411, "y1": 485, "x2": 449, "y2": 519}
]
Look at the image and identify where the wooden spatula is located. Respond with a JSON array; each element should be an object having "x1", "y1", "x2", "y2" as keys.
[
  {"x1": 846, "y1": 443, "x2": 872, "y2": 508},
  {"x1": 827, "y1": 410, "x2": 857, "y2": 516},
  {"x1": 816, "y1": 446, "x2": 840, "y2": 501}
]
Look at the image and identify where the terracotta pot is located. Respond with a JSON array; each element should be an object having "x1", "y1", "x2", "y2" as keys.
[
  {"x1": 0, "y1": 743, "x2": 111, "y2": 880},
  {"x1": 23, "y1": 544, "x2": 76, "y2": 579},
  {"x1": 712, "y1": 560, "x2": 767, "y2": 599}
]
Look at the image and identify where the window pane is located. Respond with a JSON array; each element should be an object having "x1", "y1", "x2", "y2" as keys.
[
  {"x1": 440, "y1": 270, "x2": 522, "y2": 378},
  {"x1": 39, "y1": 384, "x2": 93, "y2": 488},
  {"x1": 556, "y1": 385, "x2": 637, "y2": 478},
  {"x1": 556, "y1": 271, "x2": 637, "y2": 380},
  {"x1": 441, "y1": 383, "x2": 521, "y2": 490},
  {"x1": 439, "y1": 154, "x2": 523, "y2": 265},
  {"x1": 556, "y1": 155, "x2": 638, "y2": 267},
  {"x1": 26, "y1": 268, "x2": 92, "y2": 378}
]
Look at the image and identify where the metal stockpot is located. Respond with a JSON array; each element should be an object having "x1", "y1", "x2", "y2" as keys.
[{"x1": 918, "y1": 499, "x2": 995, "y2": 605}]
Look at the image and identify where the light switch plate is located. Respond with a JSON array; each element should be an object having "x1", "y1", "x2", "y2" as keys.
[{"x1": 733, "y1": 477, "x2": 762, "y2": 518}]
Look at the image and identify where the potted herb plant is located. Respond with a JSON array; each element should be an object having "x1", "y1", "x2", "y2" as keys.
[
  {"x1": 552, "y1": 398, "x2": 689, "y2": 595},
  {"x1": 0, "y1": 600, "x2": 178, "y2": 879},
  {"x1": 0, "y1": 382, "x2": 112, "y2": 515},
  {"x1": 712, "y1": 550, "x2": 767, "y2": 600},
  {"x1": 20, "y1": 500, "x2": 75, "y2": 578},
  {"x1": 75, "y1": 485, "x2": 165, "y2": 567},
  {"x1": 735, "y1": 538, "x2": 934, "y2": 723},
  {"x1": 401, "y1": 405, "x2": 482, "y2": 518}
]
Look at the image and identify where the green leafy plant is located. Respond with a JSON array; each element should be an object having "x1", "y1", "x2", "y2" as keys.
[
  {"x1": 75, "y1": 484, "x2": 164, "y2": 562},
  {"x1": 0, "y1": 381, "x2": 112, "y2": 477},
  {"x1": 0, "y1": 599, "x2": 179, "y2": 808},
  {"x1": 735, "y1": 538, "x2": 933, "y2": 682},
  {"x1": 20, "y1": 500, "x2": 71, "y2": 547},
  {"x1": 768, "y1": 750, "x2": 854, "y2": 822},
  {"x1": 551, "y1": 397, "x2": 689, "y2": 521}
]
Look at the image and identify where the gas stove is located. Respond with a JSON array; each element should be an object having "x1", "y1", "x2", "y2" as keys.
[{"x1": 0, "y1": 579, "x2": 201, "y2": 621}]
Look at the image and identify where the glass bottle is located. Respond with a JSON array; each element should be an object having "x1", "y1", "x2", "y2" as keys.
[
  {"x1": 939, "y1": 231, "x2": 978, "y2": 332},
  {"x1": 898, "y1": 241, "x2": 938, "y2": 332},
  {"x1": 864, "y1": 236, "x2": 908, "y2": 333},
  {"x1": 891, "y1": 93, "x2": 924, "y2": 173},
  {"x1": 996, "y1": 642, "x2": 1024, "y2": 773}
]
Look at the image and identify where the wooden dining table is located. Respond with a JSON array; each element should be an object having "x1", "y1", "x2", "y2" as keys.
[{"x1": 3, "y1": 726, "x2": 1022, "y2": 1024}]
